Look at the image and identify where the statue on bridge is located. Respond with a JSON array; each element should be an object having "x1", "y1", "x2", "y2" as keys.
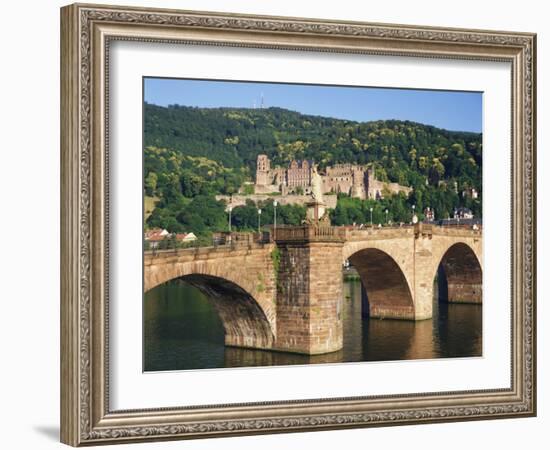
[
  {"x1": 310, "y1": 166, "x2": 324, "y2": 203},
  {"x1": 305, "y1": 166, "x2": 330, "y2": 225}
]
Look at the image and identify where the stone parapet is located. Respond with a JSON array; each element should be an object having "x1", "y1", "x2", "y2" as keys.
[
  {"x1": 430, "y1": 224, "x2": 482, "y2": 238},
  {"x1": 274, "y1": 225, "x2": 345, "y2": 243},
  {"x1": 343, "y1": 226, "x2": 414, "y2": 241}
]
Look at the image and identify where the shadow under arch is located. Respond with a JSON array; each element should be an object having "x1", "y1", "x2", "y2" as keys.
[
  {"x1": 436, "y1": 242, "x2": 482, "y2": 304},
  {"x1": 348, "y1": 247, "x2": 415, "y2": 320},
  {"x1": 149, "y1": 274, "x2": 275, "y2": 351}
]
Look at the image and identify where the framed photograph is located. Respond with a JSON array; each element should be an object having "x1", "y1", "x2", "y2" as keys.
[{"x1": 60, "y1": 3, "x2": 536, "y2": 446}]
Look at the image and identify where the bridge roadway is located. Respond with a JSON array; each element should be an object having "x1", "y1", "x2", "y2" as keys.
[{"x1": 144, "y1": 223, "x2": 482, "y2": 355}]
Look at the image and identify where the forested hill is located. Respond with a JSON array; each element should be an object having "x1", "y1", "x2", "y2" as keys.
[
  {"x1": 144, "y1": 103, "x2": 482, "y2": 193},
  {"x1": 144, "y1": 103, "x2": 482, "y2": 235}
]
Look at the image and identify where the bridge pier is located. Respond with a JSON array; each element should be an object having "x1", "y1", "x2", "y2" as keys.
[
  {"x1": 411, "y1": 225, "x2": 438, "y2": 320},
  {"x1": 446, "y1": 281, "x2": 482, "y2": 304},
  {"x1": 274, "y1": 226, "x2": 345, "y2": 355}
]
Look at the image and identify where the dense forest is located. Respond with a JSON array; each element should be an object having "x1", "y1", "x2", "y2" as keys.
[{"x1": 144, "y1": 103, "x2": 482, "y2": 240}]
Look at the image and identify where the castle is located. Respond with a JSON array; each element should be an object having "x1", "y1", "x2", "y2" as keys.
[{"x1": 255, "y1": 154, "x2": 412, "y2": 200}]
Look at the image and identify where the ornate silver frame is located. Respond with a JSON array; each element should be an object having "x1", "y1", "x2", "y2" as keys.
[{"x1": 60, "y1": 3, "x2": 536, "y2": 446}]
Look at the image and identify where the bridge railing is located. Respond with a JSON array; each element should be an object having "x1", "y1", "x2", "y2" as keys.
[
  {"x1": 436, "y1": 223, "x2": 482, "y2": 230},
  {"x1": 430, "y1": 224, "x2": 483, "y2": 237},
  {"x1": 145, "y1": 221, "x2": 482, "y2": 256},
  {"x1": 145, "y1": 231, "x2": 272, "y2": 256},
  {"x1": 273, "y1": 225, "x2": 346, "y2": 243},
  {"x1": 212, "y1": 231, "x2": 272, "y2": 245},
  {"x1": 342, "y1": 225, "x2": 414, "y2": 240}
]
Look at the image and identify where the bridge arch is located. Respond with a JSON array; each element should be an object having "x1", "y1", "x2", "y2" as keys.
[
  {"x1": 144, "y1": 246, "x2": 277, "y2": 349},
  {"x1": 434, "y1": 242, "x2": 482, "y2": 304},
  {"x1": 344, "y1": 243, "x2": 415, "y2": 320},
  {"x1": 178, "y1": 274, "x2": 274, "y2": 349}
]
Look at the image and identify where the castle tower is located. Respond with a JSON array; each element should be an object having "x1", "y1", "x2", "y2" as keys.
[
  {"x1": 351, "y1": 167, "x2": 367, "y2": 199},
  {"x1": 256, "y1": 154, "x2": 271, "y2": 186},
  {"x1": 366, "y1": 167, "x2": 376, "y2": 199}
]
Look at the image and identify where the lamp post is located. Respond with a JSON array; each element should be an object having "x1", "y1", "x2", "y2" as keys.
[
  {"x1": 385, "y1": 209, "x2": 389, "y2": 225},
  {"x1": 273, "y1": 200, "x2": 278, "y2": 239},
  {"x1": 369, "y1": 207, "x2": 373, "y2": 227},
  {"x1": 228, "y1": 205, "x2": 232, "y2": 233},
  {"x1": 411, "y1": 204, "x2": 416, "y2": 224},
  {"x1": 258, "y1": 208, "x2": 262, "y2": 234}
]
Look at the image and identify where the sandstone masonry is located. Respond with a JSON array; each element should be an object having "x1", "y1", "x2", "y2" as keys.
[
  {"x1": 255, "y1": 154, "x2": 412, "y2": 200},
  {"x1": 144, "y1": 224, "x2": 482, "y2": 355}
]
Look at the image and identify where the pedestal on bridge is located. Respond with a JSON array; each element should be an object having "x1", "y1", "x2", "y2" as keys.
[
  {"x1": 305, "y1": 200, "x2": 327, "y2": 223},
  {"x1": 273, "y1": 224, "x2": 345, "y2": 355}
]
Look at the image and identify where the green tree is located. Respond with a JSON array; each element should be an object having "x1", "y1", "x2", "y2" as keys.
[{"x1": 144, "y1": 172, "x2": 157, "y2": 196}]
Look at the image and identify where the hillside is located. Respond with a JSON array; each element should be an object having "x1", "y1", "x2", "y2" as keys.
[{"x1": 143, "y1": 103, "x2": 482, "y2": 236}]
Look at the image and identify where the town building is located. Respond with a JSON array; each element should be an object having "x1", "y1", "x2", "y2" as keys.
[
  {"x1": 144, "y1": 229, "x2": 197, "y2": 249},
  {"x1": 144, "y1": 228, "x2": 169, "y2": 249},
  {"x1": 176, "y1": 232, "x2": 197, "y2": 243},
  {"x1": 453, "y1": 207, "x2": 474, "y2": 219},
  {"x1": 424, "y1": 207, "x2": 435, "y2": 222},
  {"x1": 254, "y1": 154, "x2": 412, "y2": 200},
  {"x1": 462, "y1": 187, "x2": 479, "y2": 199}
]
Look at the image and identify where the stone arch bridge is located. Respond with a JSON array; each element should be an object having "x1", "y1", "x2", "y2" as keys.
[{"x1": 144, "y1": 224, "x2": 482, "y2": 355}]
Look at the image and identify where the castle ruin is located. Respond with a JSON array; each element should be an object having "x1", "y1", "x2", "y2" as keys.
[{"x1": 254, "y1": 154, "x2": 412, "y2": 200}]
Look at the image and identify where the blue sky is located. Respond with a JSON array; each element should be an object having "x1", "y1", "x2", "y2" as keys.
[{"x1": 144, "y1": 78, "x2": 482, "y2": 133}]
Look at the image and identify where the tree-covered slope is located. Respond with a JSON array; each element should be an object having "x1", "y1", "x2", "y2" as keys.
[
  {"x1": 144, "y1": 103, "x2": 482, "y2": 235},
  {"x1": 144, "y1": 102, "x2": 482, "y2": 192}
]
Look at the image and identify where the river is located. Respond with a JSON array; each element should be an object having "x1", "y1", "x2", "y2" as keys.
[{"x1": 144, "y1": 278, "x2": 482, "y2": 371}]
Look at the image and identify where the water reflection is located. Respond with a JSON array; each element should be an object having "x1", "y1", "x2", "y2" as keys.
[{"x1": 144, "y1": 278, "x2": 482, "y2": 372}]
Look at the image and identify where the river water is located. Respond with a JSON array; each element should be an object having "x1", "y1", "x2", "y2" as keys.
[{"x1": 144, "y1": 279, "x2": 482, "y2": 372}]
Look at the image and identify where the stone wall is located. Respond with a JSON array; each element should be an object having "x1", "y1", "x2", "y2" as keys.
[
  {"x1": 216, "y1": 193, "x2": 337, "y2": 210},
  {"x1": 251, "y1": 184, "x2": 280, "y2": 195},
  {"x1": 366, "y1": 170, "x2": 413, "y2": 199}
]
